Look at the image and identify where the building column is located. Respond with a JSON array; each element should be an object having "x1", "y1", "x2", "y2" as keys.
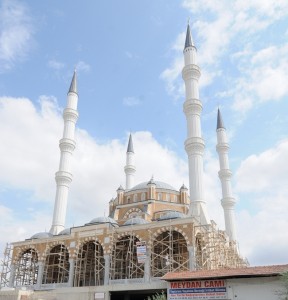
[
  {"x1": 36, "y1": 261, "x2": 44, "y2": 288},
  {"x1": 8, "y1": 263, "x2": 15, "y2": 288},
  {"x1": 104, "y1": 254, "x2": 110, "y2": 285},
  {"x1": 144, "y1": 247, "x2": 151, "y2": 282},
  {"x1": 68, "y1": 258, "x2": 75, "y2": 287},
  {"x1": 188, "y1": 246, "x2": 195, "y2": 271}
]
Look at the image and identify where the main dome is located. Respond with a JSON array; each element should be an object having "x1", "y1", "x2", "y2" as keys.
[{"x1": 129, "y1": 180, "x2": 177, "y2": 192}]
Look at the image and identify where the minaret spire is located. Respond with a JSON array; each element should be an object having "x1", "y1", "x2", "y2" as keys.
[
  {"x1": 50, "y1": 70, "x2": 79, "y2": 235},
  {"x1": 216, "y1": 109, "x2": 237, "y2": 242},
  {"x1": 217, "y1": 107, "x2": 225, "y2": 129},
  {"x1": 124, "y1": 133, "x2": 136, "y2": 189},
  {"x1": 68, "y1": 69, "x2": 77, "y2": 94},
  {"x1": 184, "y1": 21, "x2": 194, "y2": 49},
  {"x1": 182, "y1": 23, "x2": 210, "y2": 224}
]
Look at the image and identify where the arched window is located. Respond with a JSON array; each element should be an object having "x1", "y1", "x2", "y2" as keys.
[
  {"x1": 151, "y1": 231, "x2": 189, "y2": 277},
  {"x1": 127, "y1": 197, "x2": 131, "y2": 204},
  {"x1": 171, "y1": 194, "x2": 177, "y2": 202},
  {"x1": 42, "y1": 244, "x2": 69, "y2": 284},
  {"x1": 141, "y1": 192, "x2": 146, "y2": 201},
  {"x1": 133, "y1": 194, "x2": 138, "y2": 203},
  {"x1": 158, "y1": 193, "x2": 162, "y2": 201},
  {"x1": 166, "y1": 194, "x2": 170, "y2": 202},
  {"x1": 14, "y1": 248, "x2": 38, "y2": 286},
  {"x1": 74, "y1": 241, "x2": 104, "y2": 286}
]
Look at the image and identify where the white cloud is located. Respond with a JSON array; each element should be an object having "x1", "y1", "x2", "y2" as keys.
[
  {"x1": 235, "y1": 139, "x2": 288, "y2": 193},
  {"x1": 0, "y1": 96, "x2": 61, "y2": 201},
  {"x1": 235, "y1": 139, "x2": 288, "y2": 264},
  {"x1": 125, "y1": 51, "x2": 139, "y2": 59},
  {"x1": 0, "y1": 0, "x2": 34, "y2": 72},
  {"x1": 123, "y1": 96, "x2": 141, "y2": 106},
  {"x1": 76, "y1": 60, "x2": 91, "y2": 72},
  {"x1": 47, "y1": 59, "x2": 65, "y2": 70},
  {"x1": 232, "y1": 43, "x2": 288, "y2": 112}
]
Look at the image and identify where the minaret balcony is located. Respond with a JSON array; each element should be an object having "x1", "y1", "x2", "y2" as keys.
[
  {"x1": 63, "y1": 108, "x2": 79, "y2": 122},
  {"x1": 59, "y1": 138, "x2": 76, "y2": 152},
  {"x1": 182, "y1": 64, "x2": 201, "y2": 80},
  {"x1": 185, "y1": 137, "x2": 205, "y2": 155}
]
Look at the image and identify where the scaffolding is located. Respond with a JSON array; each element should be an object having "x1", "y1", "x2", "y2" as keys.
[
  {"x1": 14, "y1": 248, "x2": 38, "y2": 287},
  {"x1": 150, "y1": 227, "x2": 189, "y2": 278},
  {"x1": 110, "y1": 228, "x2": 144, "y2": 280},
  {"x1": 42, "y1": 244, "x2": 69, "y2": 284},
  {"x1": 2, "y1": 219, "x2": 248, "y2": 290},
  {"x1": 195, "y1": 224, "x2": 248, "y2": 270},
  {"x1": 74, "y1": 240, "x2": 105, "y2": 286},
  {"x1": 0, "y1": 243, "x2": 13, "y2": 288}
]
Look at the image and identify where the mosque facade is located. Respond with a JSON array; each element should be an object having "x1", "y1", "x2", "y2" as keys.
[{"x1": 0, "y1": 24, "x2": 248, "y2": 300}]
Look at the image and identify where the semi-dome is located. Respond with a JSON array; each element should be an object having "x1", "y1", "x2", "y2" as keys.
[
  {"x1": 58, "y1": 228, "x2": 70, "y2": 236},
  {"x1": 86, "y1": 216, "x2": 118, "y2": 226},
  {"x1": 130, "y1": 180, "x2": 177, "y2": 192},
  {"x1": 158, "y1": 211, "x2": 186, "y2": 221},
  {"x1": 123, "y1": 217, "x2": 150, "y2": 226},
  {"x1": 30, "y1": 232, "x2": 53, "y2": 239}
]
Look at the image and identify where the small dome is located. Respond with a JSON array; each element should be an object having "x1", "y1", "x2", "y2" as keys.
[
  {"x1": 130, "y1": 180, "x2": 177, "y2": 192},
  {"x1": 123, "y1": 217, "x2": 150, "y2": 226},
  {"x1": 86, "y1": 216, "x2": 118, "y2": 226},
  {"x1": 158, "y1": 211, "x2": 186, "y2": 221},
  {"x1": 58, "y1": 228, "x2": 70, "y2": 236},
  {"x1": 117, "y1": 185, "x2": 124, "y2": 191},
  {"x1": 180, "y1": 184, "x2": 188, "y2": 190},
  {"x1": 30, "y1": 232, "x2": 53, "y2": 239}
]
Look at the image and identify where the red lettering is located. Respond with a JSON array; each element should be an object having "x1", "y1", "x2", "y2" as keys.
[{"x1": 204, "y1": 280, "x2": 224, "y2": 287}]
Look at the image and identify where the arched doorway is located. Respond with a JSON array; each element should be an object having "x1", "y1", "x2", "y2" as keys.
[
  {"x1": 74, "y1": 240, "x2": 105, "y2": 286},
  {"x1": 42, "y1": 244, "x2": 69, "y2": 284},
  {"x1": 110, "y1": 235, "x2": 144, "y2": 280},
  {"x1": 14, "y1": 248, "x2": 38, "y2": 286},
  {"x1": 151, "y1": 230, "x2": 189, "y2": 277}
]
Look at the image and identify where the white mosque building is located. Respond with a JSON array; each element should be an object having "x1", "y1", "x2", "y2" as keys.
[{"x1": 0, "y1": 23, "x2": 248, "y2": 300}]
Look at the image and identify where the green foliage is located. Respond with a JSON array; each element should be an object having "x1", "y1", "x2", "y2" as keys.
[
  {"x1": 147, "y1": 291, "x2": 166, "y2": 300},
  {"x1": 277, "y1": 271, "x2": 288, "y2": 300}
]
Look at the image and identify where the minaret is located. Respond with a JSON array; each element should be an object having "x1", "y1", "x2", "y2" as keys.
[
  {"x1": 124, "y1": 134, "x2": 136, "y2": 189},
  {"x1": 50, "y1": 71, "x2": 79, "y2": 235},
  {"x1": 216, "y1": 109, "x2": 237, "y2": 242},
  {"x1": 182, "y1": 22, "x2": 210, "y2": 224}
]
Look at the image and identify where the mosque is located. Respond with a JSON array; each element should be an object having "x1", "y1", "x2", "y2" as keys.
[{"x1": 0, "y1": 24, "x2": 248, "y2": 300}]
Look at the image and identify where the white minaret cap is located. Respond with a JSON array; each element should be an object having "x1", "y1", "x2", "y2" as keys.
[
  {"x1": 50, "y1": 70, "x2": 79, "y2": 235},
  {"x1": 124, "y1": 134, "x2": 136, "y2": 190},
  {"x1": 216, "y1": 108, "x2": 237, "y2": 242}
]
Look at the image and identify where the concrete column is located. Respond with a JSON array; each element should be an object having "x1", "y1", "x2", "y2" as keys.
[
  {"x1": 188, "y1": 246, "x2": 195, "y2": 271},
  {"x1": 36, "y1": 261, "x2": 44, "y2": 288},
  {"x1": 144, "y1": 247, "x2": 151, "y2": 282},
  {"x1": 8, "y1": 263, "x2": 15, "y2": 288},
  {"x1": 68, "y1": 258, "x2": 75, "y2": 287},
  {"x1": 104, "y1": 254, "x2": 110, "y2": 285}
]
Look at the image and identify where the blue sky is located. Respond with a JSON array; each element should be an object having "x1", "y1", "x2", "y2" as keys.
[{"x1": 0, "y1": 0, "x2": 288, "y2": 266}]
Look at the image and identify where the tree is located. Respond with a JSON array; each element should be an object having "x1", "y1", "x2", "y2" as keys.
[
  {"x1": 147, "y1": 291, "x2": 166, "y2": 300},
  {"x1": 277, "y1": 271, "x2": 288, "y2": 300}
]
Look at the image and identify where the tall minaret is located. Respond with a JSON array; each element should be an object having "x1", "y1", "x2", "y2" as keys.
[
  {"x1": 50, "y1": 71, "x2": 79, "y2": 235},
  {"x1": 124, "y1": 134, "x2": 136, "y2": 189},
  {"x1": 216, "y1": 109, "x2": 237, "y2": 242},
  {"x1": 182, "y1": 22, "x2": 210, "y2": 224}
]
